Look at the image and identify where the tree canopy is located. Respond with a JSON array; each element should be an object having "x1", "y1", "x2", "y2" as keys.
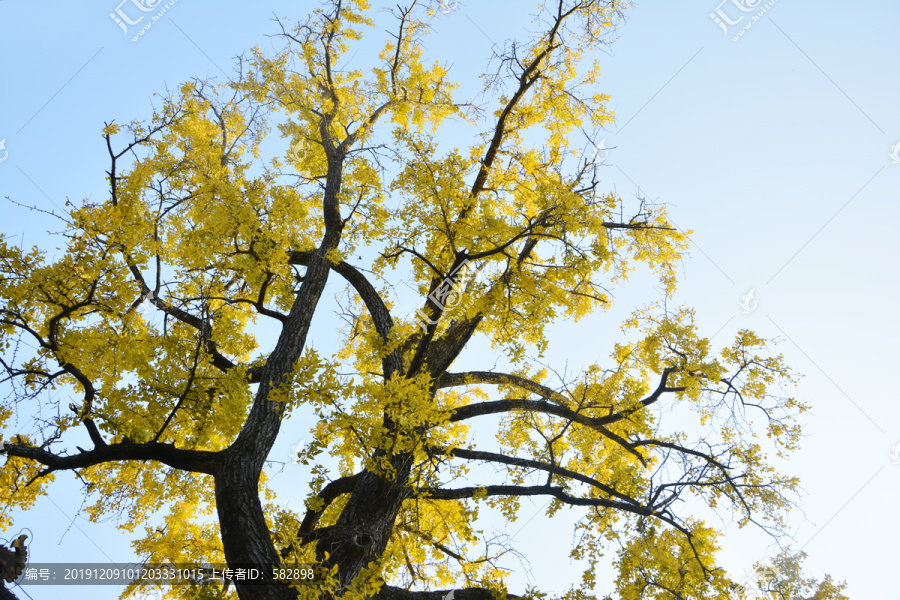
[{"x1": 0, "y1": 1, "x2": 850, "y2": 599}]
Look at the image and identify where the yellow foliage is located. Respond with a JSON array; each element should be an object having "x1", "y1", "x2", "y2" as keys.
[{"x1": 0, "y1": 1, "x2": 826, "y2": 599}]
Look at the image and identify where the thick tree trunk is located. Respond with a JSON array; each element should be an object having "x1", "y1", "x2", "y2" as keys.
[
  {"x1": 212, "y1": 140, "x2": 350, "y2": 598},
  {"x1": 316, "y1": 460, "x2": 413, "y2": 590},
  {"x1": 0, "y1": 584, "x2": 20, "y2": 600},
  {"x1": 214, "y1": 252, "x2": 336, "y2": 600},
  {"x1": 215, "y1": 452, "x2": 297, "y2": 600},
  {"x1": 215, "y1": 454, "x2": 413, "y2": 598}
]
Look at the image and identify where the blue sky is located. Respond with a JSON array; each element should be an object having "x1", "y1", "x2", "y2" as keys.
[{"x1": 1, "y1": 1, "x2": 898, "y2": 598}]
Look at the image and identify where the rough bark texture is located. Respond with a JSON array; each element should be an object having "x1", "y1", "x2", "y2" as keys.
[
  {"x1": 316, "y1": 461, "x2": 413, "y2": 589},
  {"x1": 215, "y1": 454, "x2": 297, "y2": 600},
  {"x1": 0, "y1": 585, "x2": 19, "y2": 600},
  {"x1": 215, "y1": 151, "x2": 345, "y2": 598}
]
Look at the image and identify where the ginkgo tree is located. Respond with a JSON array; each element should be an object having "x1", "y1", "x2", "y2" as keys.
[{"x1": 0, "y1": 1, "x2": 850, "y2": 599}]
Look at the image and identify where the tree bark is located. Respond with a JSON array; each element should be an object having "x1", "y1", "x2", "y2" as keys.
[
  {"x1": 214, "y1": 142, "x2": 346, "y2": 598},
  {"x1": 315, "y1": 460, "x2": 413, "y2": 590},
  {"x1": 215, "y1": 452, "x2": 297, "y2": 600},
  {"x1": 214, "y1": 258, "x2": 334, "y2": 599}
]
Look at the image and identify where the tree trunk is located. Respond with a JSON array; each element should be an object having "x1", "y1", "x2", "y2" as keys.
[
  {"x1": 317, "y1": 460, "x2": 413, "y2": 590},
  {"x1": 216, "y1": 453, "x2": 413, "y2": 598},
  {"x1": 216, "y1": 451, "x2": 298, "y2": 600},
  {"x1": 0, "y1": 584, "x2": 20, "y2": 600},
  {"x1": 214, "y1": 251, "x2": 336, "y2": 599}
]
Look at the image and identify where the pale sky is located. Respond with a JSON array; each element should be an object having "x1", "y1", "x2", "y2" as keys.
[{"x1": 1, "y1": 1, "x2": 898, "y2": 598}]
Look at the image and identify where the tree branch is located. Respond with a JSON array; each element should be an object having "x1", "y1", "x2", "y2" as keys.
[
  {"x1": 429, "y1": 446, "x2": 641, "y2": 507},
  {"x1": 289, "y1": 250, "x2": 402, "y2": 379},
  {"x1": 416, "y1": 484, "x2": 652, "y2": 515},
  {"x1": 443, "y1": 397, "x2": 645, "y2": 465},
  {"x1": 281, "y1": 473, "x2": 363, "y2": 558},
  {"x1": 0, "y1": 440, "x2": 220, "y2": 477}
]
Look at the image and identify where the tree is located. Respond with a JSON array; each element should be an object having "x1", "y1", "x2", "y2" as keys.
[{"x1": 0, "y1": 1, "x2": 849, "y2": 599}]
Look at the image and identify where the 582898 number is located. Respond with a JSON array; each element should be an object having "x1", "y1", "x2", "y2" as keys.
[{"x1": 272, "y1": 568, "x2": 314, "y2": 581}]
